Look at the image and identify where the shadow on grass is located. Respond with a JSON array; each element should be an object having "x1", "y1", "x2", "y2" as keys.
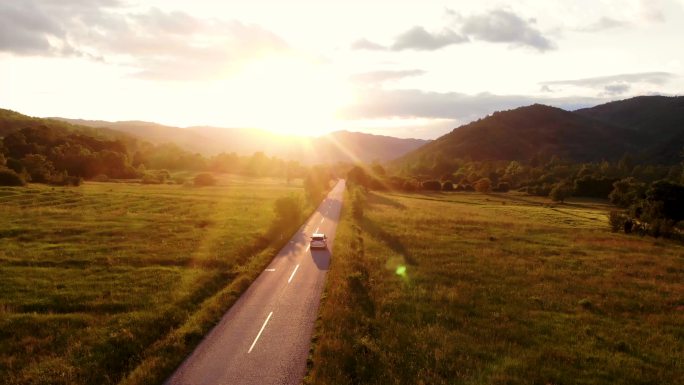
[
  {"x1": 367, "y1": 192, "x2": 407, "y2": 210},
  {"x1": 359, "y1": 216, "x2": 416, "y2": 265}
]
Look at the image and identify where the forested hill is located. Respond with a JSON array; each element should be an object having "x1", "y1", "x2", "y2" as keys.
[
  {"x1": 575, "y1": 96, "x2": 684, "y2": 164},
  {"x1": 395, "y1": 96, "x2": 684, "y2": 169},
  {"x1": 55, "y1": 118, "x2": 429, "y2": 163},
  {"x1": 395, "y1": 104, "x2": 643, "y2": 166}
]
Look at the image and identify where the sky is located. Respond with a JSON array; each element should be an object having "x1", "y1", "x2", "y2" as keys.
[{"x1": 1, "y1": 0, "x2": 683, "y2": 139}]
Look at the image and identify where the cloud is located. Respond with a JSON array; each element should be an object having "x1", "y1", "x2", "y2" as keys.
[
  {"x1": 350, "y1": 70, "x2": 426, "y2": 84},
  {"x1": 461, "y1": 10, "x2": 555, "y2": 51},
  {"x1": 352, "y1": 9, "x2": 553, "y2": 53},
  {"x1": 351, "y1": 38, "x2": 386, "y2": 51},
  {"x1": 340, "y1": 88, "x2": 600, "y2": 121},
  {"x1": 602, "y1": 84, "x2": 631, "y2": 96},
  {"x1": 541, "y1": 72, "x2": 676, "y2": 87},
  {"x1": 578, "y1": 17, "x2": 629, "y2": 32},
  {"x1": 0, "y1": 1, "x2": 291, "y2": 80},
  {"x1": 391, "y1": 26, "x2": 468, "y2": 51}
]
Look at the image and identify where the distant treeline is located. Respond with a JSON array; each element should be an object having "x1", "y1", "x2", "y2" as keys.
[
  {"x1": 0, "y1": 124, "x2": 312, "y2": 186},
  {"x1": 346, "y1": 154, "x2": 684, "y2": 239}
]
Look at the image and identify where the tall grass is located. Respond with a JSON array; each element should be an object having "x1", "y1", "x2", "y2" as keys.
[
  {"x1": 0, "y1": 176, "x2": 314, "y2": 385},
  {"x1": 307, "y1": 191, "x2": 684, "y2": 385}
]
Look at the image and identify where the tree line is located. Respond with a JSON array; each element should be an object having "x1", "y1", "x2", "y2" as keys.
[
  {"x1": 0, "y1": 125, "x2": 311, "y2": 186},
  {"x1": 345, "y1": 153, "x2": 684, "y2": 239}
]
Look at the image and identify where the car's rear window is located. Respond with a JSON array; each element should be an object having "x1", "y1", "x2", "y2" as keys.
[{"x1": 312, "y1": 236, "x2": 325, "y2": 241}]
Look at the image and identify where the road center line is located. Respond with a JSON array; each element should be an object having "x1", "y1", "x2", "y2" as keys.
[
  {"x1": 288, "y1": 264, "x2": 300, "y2": 283},
  {"x1": 265, "y1": 268, "x2": 276, "y2": 272},
  {"x1": 248, "y1": 311, "x2": 273, "y2": 353},
  {"x1": 319, "y1": 218, "x2": 324, "y2": 224},
  {"x1": 314, "y1": 226, "x2": 319, "y2": 233}
]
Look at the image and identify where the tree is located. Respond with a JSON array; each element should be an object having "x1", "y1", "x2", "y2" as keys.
[
  {"x1": 347, "y1": 166, "x2": 370, "y2": 188},
  {"x1": 422, "y1": 180, "x2": 442, "y2": 191},
  {"x1": 474, "y1": 178, "x2": 491, "y2": 193},
  {"x1": 0, "y1": 152, "x2": 6, "y2": 167},
  {"x1": 21, "y1": 154, "x2": 55, "y2": 183},
  {"x1": 609, "y1": 178, "x2": 646, "y2": 208},
  {"x1": 273, "y1": 195, "x2": 302, "y2": 228},
  {"x1": 0, "y1": 168, "x2": 25, "y2": 186},
  {"x1": 549, "y1": 182, "x2": 571, "y2": 203},
  {"x1": 194, "y1": 173, "x2": 217, "y2": 186},
  {"x1": 442, "y1": 181, "x2": 454, "y2": 191}
]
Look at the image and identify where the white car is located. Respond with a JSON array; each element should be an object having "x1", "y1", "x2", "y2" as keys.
[{"x1": 310, "y1": 233, "x2": 328, "y2": 249}]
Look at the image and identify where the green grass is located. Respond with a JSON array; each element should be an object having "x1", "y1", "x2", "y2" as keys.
[
  {"x1": 0, "y1": 175, "x2": 310, "y2": 385},
  {"x1": 307, "y1": 190, "x2": 684, "y2": 385}
]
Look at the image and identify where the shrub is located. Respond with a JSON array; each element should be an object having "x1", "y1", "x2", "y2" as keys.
[
  {"x1": 49, "y1": 174, "x2": 83, "y2": 186},
  {"x1": 442, "y1": 181, "x2": 454, "y2": 191},
  {"x1": 494, "y1": 182, "x2": 510, "y2": 192},
  {"x1": 141, "y1": 174, "x2": 163, "y2": 184},
  {"x1": 273, "y1": 195, "x2": 302, "y2": 229},
  {"x1": 463, "y1": 184, "x2": 475, "y2": 192},
  {"x1": 402, "y1": 180, "x2": 418, "y2": 192},
  {"x1": 549, "y1": 183, "x2": 571, "y2": 203},
  {"x1": 92, "y1": 174, "x2": 109, "y2": 182},
  {"x1": 351, "y1": 188, "x2": 367, "y2": 219},
  {"x1": 609, "y1": 210, "x2": 626, "y2": 232},
  {"x1": 474, "y1": 178, "x2": 491, "y2": 193},
  {"x1": 0, "y1": 167, "x2": 26, "y2": 186},
  {"x1": 422, "y1": 180, "x2": 442, "y2": 191},
  {"x1": 193, "y1": 173, "x2": 217, "y2": 187}
]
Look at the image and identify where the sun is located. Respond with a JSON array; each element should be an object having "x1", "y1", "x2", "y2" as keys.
[{"x1": 214, "y1": 56, "x2": 353, "y2": 137}]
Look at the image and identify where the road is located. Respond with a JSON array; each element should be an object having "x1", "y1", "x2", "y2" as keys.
[{"x1": 165, "y1": 179, "x2": 346, "y2": 385}]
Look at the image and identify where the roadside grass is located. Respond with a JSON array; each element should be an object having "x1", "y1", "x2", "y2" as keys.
[
  {"x1": 307, "y1": 190, "x2": 684, "y2": 385},
  {"x1": 0, "y1": 176, "x2": 311, "y2": 385}
]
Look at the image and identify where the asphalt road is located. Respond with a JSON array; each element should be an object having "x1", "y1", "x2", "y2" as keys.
[{"x1": 165, "y1": 179, "x2": 346, "y2": 385}]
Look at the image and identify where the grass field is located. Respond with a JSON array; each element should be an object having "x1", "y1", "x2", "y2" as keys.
[
  {"x1": 0, "y1": 175, "x2": 309, "y2": 385},
  {"x1": 307, "y1": 189, "x2": 684, "y2": 385}
]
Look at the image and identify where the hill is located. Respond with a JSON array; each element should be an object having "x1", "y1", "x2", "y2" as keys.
[
  {"x1": 395, "y1": 104, "x2": 643, "y2": 167},
  {"x1": 575, "y1": 95, "x2": 684, "y2": 163},
  {"x1": 55, "y1": 118, "x2": 429, "y2": 163}
]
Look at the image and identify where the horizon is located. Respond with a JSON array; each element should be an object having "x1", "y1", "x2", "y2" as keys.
[
  {"x1": 16, "y1": 94, "x2": 668, "y2": 141},
  {"x1": 1, "y1": 0, "x2": 684, "y2": 140}
]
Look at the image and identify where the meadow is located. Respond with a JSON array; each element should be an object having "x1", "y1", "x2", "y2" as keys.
[
  {"x1": 307, "y1": 189, "x2": 684, "y2": 385},
  {"x1": 0, "y1": 175, "x2": 309, "y2": 385}
]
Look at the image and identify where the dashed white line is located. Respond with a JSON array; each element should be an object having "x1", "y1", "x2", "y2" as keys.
[
  {"x1": 265, "y1": 268, "x2": 276, "y2": 272},
  {"x1": 319, "y1": 218, "x2": 324, "y2": 224},
  {"x1": 248, "y1": 311, "x2": 273, "y2": 353},
  {"x1": 288, "y1": 264, "x2": 300, "y2": 283},
  {"x1": 314, "y1": 227, "x2": 319, "y2": 233}
]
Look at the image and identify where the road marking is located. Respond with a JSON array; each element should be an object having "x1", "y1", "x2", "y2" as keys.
[
  {"x1": 305, "y1": 244, "x2": 310, "y2": 252},
  {"x1": 248, "y1": 311, "x2": 273, "y2": 353},
  {"x1": 288, "y1": 264, "x2": 300, "y2": 283},
  {"x1": 315, "y1": 227, "x2": 319, "y2": 233},
  {"x1": 319, "y1": 218, "x2": 324, "y2": 224},
  {"x1": 265, "y1": 268, "x2": 276, "y2": 272}
]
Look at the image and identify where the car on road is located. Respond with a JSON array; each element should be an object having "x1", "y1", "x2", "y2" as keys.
[{"x1": 310, "y1": 233, "x2": 328, "y2": 249}]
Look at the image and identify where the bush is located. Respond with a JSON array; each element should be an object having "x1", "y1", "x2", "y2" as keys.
[
  {"x1": 351, "y1": 188, "x2": 366, "y2": 219},
  {"x1": 549, "y1": 183, "x2": 571, "y2": 203},
  {"x1": 609, "y1": 210, "x2": 626, "y2": 232},
  {"x1": 442, "y1": 181, "x2": 454, "y2": 191},
  {"x1": 0, "y1": 167, "x2": 26, "y2": 186},
  {"x1": 92, "y1": 174, "x2": 109, "y2": 182},
  {"x1": 273, "y1": 195, "x2": 302, "y2": 229},
  {"x1": 402, "y1": 180, "x2": 418, "y2": 192},
  {"x1": 49, "y1": 174, "x2": 83, "y2": 186},
  {"x1": 474, "y1": 178, "x2": 491, "y2": 193},
  {"x1": 193, "y1": 173, "x2": 217, "y2": 187},
  {"x1": 422, "y1": 180, "x2": 442, "y2": 191},
  {"x1": 463, "y1": 184, "x2": 475, "y2": 192},
  {"x1": 494, "y1": 182, "x2": 510, "y2": 192}
]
